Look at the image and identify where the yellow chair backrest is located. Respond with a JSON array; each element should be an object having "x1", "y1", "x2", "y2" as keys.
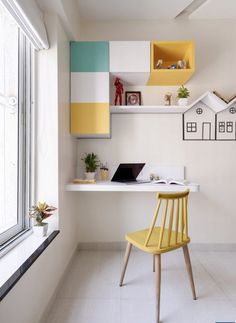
[{"x1": 145, "y1": 190, "x2": 190, "y2": 249}]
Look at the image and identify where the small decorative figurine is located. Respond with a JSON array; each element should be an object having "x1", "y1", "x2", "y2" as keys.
[
  {"x1": 149, "y1": 173, "x2": 159, "y2": 181},
  {"x1": 155, "y1": 59, "x2": 163, "y2": 69},
  {"x1": 114, "y1": 77, "x2": 124, "y2": 105},
  {"x1": 168, "y1": 64, "x2": 177, "y2": 69},
  {"x1": 164, "y1": 92, "x2": 172, "y2": 106},
  {"x1": 177, "y1": 60, "x2": 187, "y2": 69}
]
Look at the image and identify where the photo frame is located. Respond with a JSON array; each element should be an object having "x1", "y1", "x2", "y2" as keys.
[{"x1": 125, "y1": 91, "x2": 141, "y2": 106}]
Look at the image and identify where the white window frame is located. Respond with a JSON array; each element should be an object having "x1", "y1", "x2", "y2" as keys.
[{"x1": 0, "y1": 31, "x2": 33, "y2": 255}]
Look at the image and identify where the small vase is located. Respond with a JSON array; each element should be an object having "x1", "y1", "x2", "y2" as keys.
[
  {"x1": 85, "y1": 172, "x2": 96, "y2": 180},
  {"x1": 33, "y1": 222, "x2": 48, "y2": 237},
  {"x1": 100, "y1": 169, "x2": 109, "y2": 181},
  {"x1": 178, "y1": 98, "x2": 188, "y2": 106}
]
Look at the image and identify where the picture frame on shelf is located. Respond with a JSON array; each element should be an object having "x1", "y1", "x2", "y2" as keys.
[{"x1": 125, "y1": 91, "x2": 141, "y2": 106}]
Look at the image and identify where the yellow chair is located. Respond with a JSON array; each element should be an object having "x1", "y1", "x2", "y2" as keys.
[{"x1": 119, "y1": 190, "x2": 196, "y2": 323}]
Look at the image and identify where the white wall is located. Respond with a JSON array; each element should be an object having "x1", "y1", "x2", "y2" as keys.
[
  {"x1": 37, "y1": 0, "x2": 81, "y2": 40},
  {"x1": 76, "y1": 20, "x2": 236, "y2": 244},
  {"x1": 0, "y1": 14, "x2": 78, "y2": 323}
]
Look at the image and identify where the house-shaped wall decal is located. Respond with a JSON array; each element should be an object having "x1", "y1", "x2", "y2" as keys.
[
  {"x1": 183, "y1": 91, "x2": 236, "y2": 141},
  {"x1": 216, "y1": 104, "x2": 236, "y2": 140},
  {"x1": 183, "y1": 92, "x2": 221, "y2": 141}
]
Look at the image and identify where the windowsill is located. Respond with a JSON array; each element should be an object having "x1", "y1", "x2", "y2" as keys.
[{"x1": 0, "y1": 230, "x2": 59, "y2": 301}]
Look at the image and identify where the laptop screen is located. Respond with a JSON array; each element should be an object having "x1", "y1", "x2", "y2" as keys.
[{"x1": 111, "y1": 163, "x2": 145, "y2": 182}]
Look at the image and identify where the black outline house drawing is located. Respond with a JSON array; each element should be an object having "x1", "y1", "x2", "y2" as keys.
[
  {"x1": 216, "y1": 105, "x2": 236, "y2": 140},
  {"x1": 183, "y1": 92, "x2": 236, "y2": 141}
]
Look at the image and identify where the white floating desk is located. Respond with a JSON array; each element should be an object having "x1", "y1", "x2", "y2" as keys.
[{"x1": 66, "y1": 181, "x2": 200, "y2": 192}]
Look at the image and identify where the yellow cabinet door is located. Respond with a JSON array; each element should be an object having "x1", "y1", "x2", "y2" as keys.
[{"x1": 71, "y1": 103, "x2": 110, "y2": 138}]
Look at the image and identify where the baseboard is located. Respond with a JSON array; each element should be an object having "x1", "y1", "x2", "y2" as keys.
[
  {"x1": 189, "y1": 243, "x2": 236, "y2": 251},
  {"x1": 38, "y1": 245, "x2": 78, "y2": 323},
  {"x1": 78, "y1": 242, "x2": 236, "y2": 252},
  {"x1": 78, "y1": 241, "x2": 127, "y2": 250}
]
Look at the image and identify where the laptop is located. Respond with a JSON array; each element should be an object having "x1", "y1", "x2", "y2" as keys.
[{"x1": 111, "y1": 163, "x2": 150, "y2": 184}]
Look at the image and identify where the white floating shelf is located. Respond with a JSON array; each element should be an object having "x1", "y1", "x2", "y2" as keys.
[
  {"x1": 110, "y1": 105, "x2": 188, "y2": 114},
  {"x1": 66, "y1": 181, "x2": 199, "y2": 192}
]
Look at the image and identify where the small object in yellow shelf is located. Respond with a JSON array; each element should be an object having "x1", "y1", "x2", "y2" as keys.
[
  {"x1": 168, "y1": 64, "x2": 177, "y2": 69},
  {"x1": 100, "y1": 163, "x2": 109, "y2": 181},
  {"x1": 177, "y1": 59, "x2": 187, "y2": 69},
  {"x1": 72, "y1": 179, "x2": 96, "y2": 184},
  {"x1": 155, "y1": 59, "x2": 163, "y2": 69}
]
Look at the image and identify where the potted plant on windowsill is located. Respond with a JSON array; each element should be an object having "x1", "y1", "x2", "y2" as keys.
[
  {"x1": 29, "y1": 202, "x2": 57, "y2": 237},
  {"x1": 81, "y1": 153, "x2": 100, "y2": 180},
  {"x1": 177, "y1": 85, "x2": 190, "y2": 106}
]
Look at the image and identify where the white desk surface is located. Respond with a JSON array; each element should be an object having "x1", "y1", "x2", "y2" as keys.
[{"x1": 65, "y1": 181, "x2": 200, "y2": 192}]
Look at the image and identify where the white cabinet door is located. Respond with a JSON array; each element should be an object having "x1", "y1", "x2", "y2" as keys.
[
  {"x1": 109, "y1": 41, "x2": 150, "y2": 73},
  {"x1": 71, "y1": 72, "x2": 109, "y2": 103}
]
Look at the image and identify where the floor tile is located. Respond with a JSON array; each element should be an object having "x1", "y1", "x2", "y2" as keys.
[
  {"x1": 43, "y1": 249, "x2": 236, "y2": 323},
  {"x1": 195, "y1": 251, "x2": 236, "y2": 301},
  {"x1": 58, "y1": 251, "x2": 121, "y2": 300},
  {"x1": 45, "y1": 299, "x2": 120, "y2": 323}
]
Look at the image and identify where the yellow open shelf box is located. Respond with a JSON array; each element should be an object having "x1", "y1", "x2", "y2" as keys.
[{"x1": 147, "y1": 41, "x2": 195, "y2": 86}]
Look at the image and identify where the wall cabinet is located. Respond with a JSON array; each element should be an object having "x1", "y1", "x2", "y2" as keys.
[
  {"x1": 147, "y1": 41, "x2": 195, "y2": 86},
  {"x1": 70, "y1": 41, "x2": 109, "y2": 72},
  {"x1": 109, "y1": 41, "x2": 150, "y2": 85},
  {"x1": 70, "y1": 41, "x2": 110, "y2": 138}
]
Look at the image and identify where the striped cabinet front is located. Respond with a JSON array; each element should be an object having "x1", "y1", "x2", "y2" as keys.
[{"x1": 70, "y1": 41, "x2": 110, "y2": 138}]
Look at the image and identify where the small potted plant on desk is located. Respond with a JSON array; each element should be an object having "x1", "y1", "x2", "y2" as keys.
[
  {"x1": 29, "y1": 202, "x2": 57, "y2": 237},
  {"x1": 177, "y1": 85, "x2": 190, "y2": 106},
  {"x1": 81, "y1": 152, "x2": 100, "y2": 180}
]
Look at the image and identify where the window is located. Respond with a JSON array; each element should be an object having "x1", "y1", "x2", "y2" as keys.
[
  {"x1": 0, "y1": 3, "x2": 32, "y2": 252},
  {"x1": 227, "y1": 122, "x2": 233, "y2": 133},
  {"x1": 186, "y1": 122, "x2": 197, "y2": 132},
  {"x1": 229, "y1": 107, "x2": 236, "y2": 114},
  {"x1": 219, "y1": 122, "x2": 225, "y2": 133},
  {"x1": 196, "y1": 107, "x2": 203, "y2": 115}
]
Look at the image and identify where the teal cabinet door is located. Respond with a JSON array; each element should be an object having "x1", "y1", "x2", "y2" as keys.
[{"x1": 70, "y1": 41, "x2": 109, "y2": 72}]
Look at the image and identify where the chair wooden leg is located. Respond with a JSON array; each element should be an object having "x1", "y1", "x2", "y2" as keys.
[
  {"x1": 155, "y1": 254, "x2": 161, "y2": 323},
  {"x1": 183, "y1": 245, "x2": 197, "y2": 300},
  {"x1": 153, "y1": 255, "x2": 155, "y2": 272},
  {"x1": 120, "y1": 242, "x2": 132, "y2": 286}
]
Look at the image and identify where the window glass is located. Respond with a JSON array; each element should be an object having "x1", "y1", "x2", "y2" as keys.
[
  {"x1": 0, "y1": 3, "x2": 19, "y2": 235},
  {"x1": 0, "y1": 3, "x2": 32, "y2": 250}
]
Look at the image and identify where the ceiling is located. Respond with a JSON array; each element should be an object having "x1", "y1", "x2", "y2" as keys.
[
  {"x1": 189, "y1": 0, "x2": 236, "y2": 19},
  {"x1": 77, "y1": 0, "x2": 236, "y2": 21},
  {"x1": 77, "y1": 0, "x2": 194, "y2": 21}
]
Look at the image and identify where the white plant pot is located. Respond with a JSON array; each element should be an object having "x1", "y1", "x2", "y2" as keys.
[
  {"x1": 85, "y1": 172, "x2": 96, "y2": 180},
  {"x1": 33, "y1": 222, "x2": 48, "y2": 237},
  {"x1": 178, "y1": 98, "x2": 188, "y2": 106}
]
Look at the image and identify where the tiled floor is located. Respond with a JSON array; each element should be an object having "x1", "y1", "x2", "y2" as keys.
[{"x1": 44, "y1": 249, "x2": 236, "y2": 323}]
